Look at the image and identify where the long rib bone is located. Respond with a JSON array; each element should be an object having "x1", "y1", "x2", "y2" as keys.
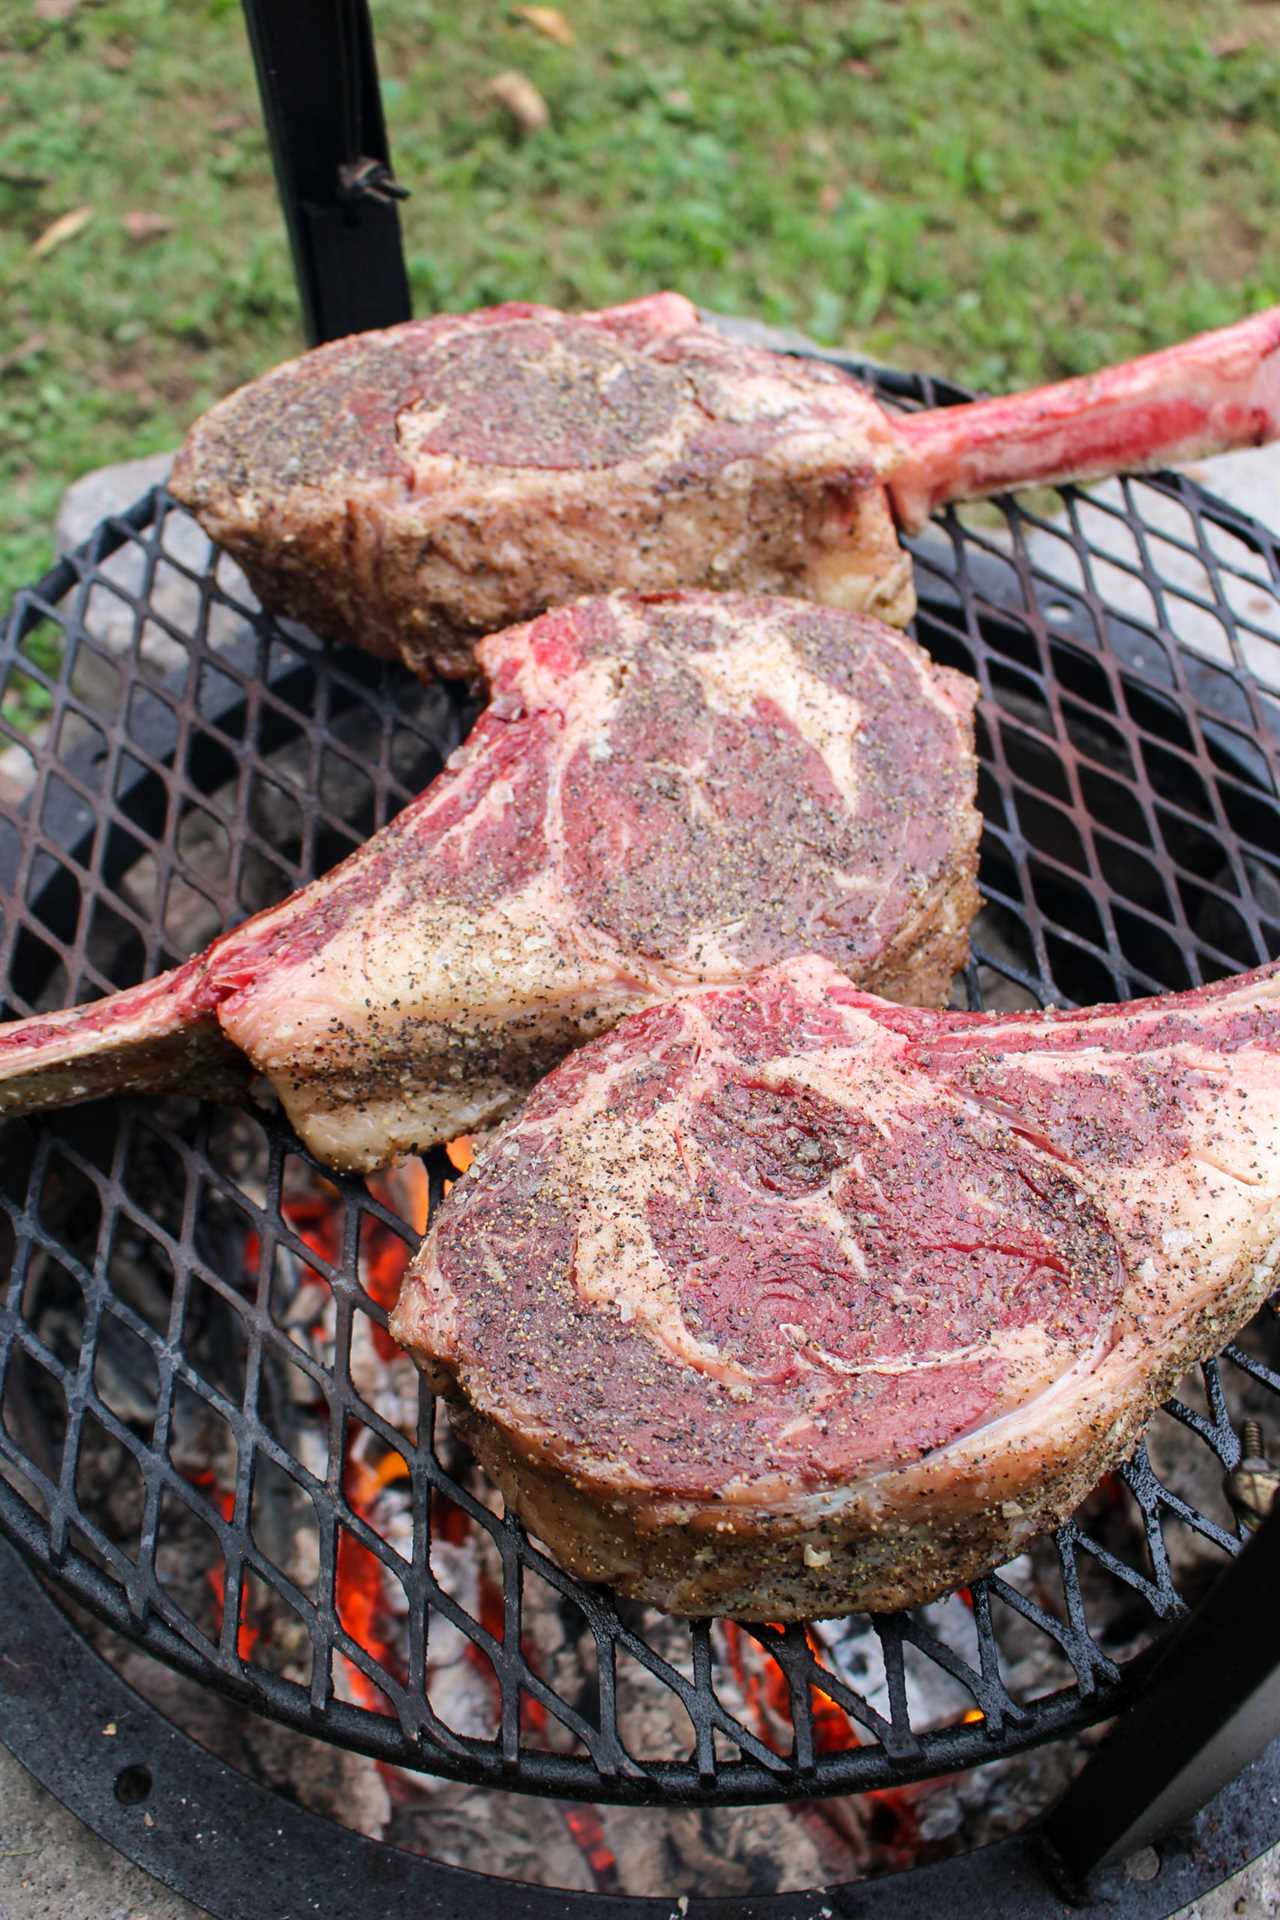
[{"x1": 889, "y1": 304, "x2": 1280, "y2": 528}]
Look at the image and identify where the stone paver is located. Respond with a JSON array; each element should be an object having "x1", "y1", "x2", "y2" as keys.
[{"x1": 0, "y1": 1740, "x2": 199, "y2": 1920}]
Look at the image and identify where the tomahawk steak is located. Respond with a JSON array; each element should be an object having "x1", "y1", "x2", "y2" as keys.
[
  {"x1": 391, "y1": 953, "x2": 1280, "y2": 1618},
  {"x1": 170, "y1": 294, "x2": 1280, "y2": 680},
  {"x1": 0, "y1": 595, "x2": 978, "y2": 1171}
]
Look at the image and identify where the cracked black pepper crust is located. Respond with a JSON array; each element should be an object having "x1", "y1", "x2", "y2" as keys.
[
  {"x1": 169, "y1": 297, "x2": 912, "y2": 681},
  {"x1": 392, "y1": 956, "x2": 1280, "y2": 1617}
]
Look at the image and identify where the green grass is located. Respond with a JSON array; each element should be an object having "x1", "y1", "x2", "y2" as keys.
[{"x1": 3, "y1": 0, "x2": 1280, "y2": 650}]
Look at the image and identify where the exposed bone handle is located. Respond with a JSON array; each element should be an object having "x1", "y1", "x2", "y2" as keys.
[
  {"x1": 888, "y1": 305, "x2": 1280, "y2": 531},
  {"x1": 0, "y1": 962, "x2": 247, "y2": 1117}
]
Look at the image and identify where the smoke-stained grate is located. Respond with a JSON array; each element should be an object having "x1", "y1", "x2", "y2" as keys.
[{"x1": 0, "y1": 356, "x2": 1278, "y2": 1806}]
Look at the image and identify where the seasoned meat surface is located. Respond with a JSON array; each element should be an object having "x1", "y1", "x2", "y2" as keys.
[
  {"x1": 171, "y1": 294, "x2": 909, "y2": 679},
  {"x1": 0, "y1": 594, "x2": 978, "y2": 1170},
  {"x1": 170, "y1": 293, "x2": 1280, "y2": 681},
  {"x1": 392, "y1": 955, "x2": 1280, "y2": 1617}
]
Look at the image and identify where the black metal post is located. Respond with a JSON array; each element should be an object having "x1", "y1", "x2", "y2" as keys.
[
  {"x1": 241, "y1": 0, "x2": 412, "y2": 345},
  {"x1": 1043, "y1": 1501, "x2": 1280, "y2": 1886}
]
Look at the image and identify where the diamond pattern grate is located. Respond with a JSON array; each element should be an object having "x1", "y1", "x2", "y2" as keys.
[{"x1": 0, "y1": 357, "x2": 1279, "y2": 1806}]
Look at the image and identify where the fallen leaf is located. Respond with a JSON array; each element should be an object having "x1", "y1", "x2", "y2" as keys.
[
  {"x1": 1212, "y1": 32, "x2": 1252, "y2": 54},
  {"x1": 122, "y1": 210, "x2": 175, "y2": 245},
  {"x1": 102, "y1": 42, "x2": 133, "y2": 70},
  {"x1": 513, "y1": 5, "x2": 574, "y2": 45},
  {"x1": 0, "y1": 332, "x2": 48, "y2": 376},
  {"x1": 818, "y1": 183, "x2": 841, "y2": 214},
  {"x1": 28, "y1": 205, "x2": 93, "y2": 261},
  {"x1": 843, "y1": 58, "x2": 875, "y2": 76},
  {"x1": 34, "y1": 0, "x2": 80, "y2": 18},
  {"x1": 485, "y1": 69, "x2": 551, "y2": 134}
]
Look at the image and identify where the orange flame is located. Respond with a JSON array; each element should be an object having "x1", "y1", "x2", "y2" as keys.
[
  {"x1": 563, "y1": 1805, "x2": 618, "y2": 1888},
  {"x1": 188, "y1": 1471, "x2": 260, "y2": 1661},
  {"x1": 722, "y1": 1622, "x2": 922, "y2": 1864},
  {"x1": 722, "y1": 1622, "x2": 861, "y2": 1755},
  {"x1": 361, "y1": 1158, "x2": 430, "y2": 1360},
  {"x1": 335, "y1": 1522, "x2": 397, "y2": 1713},
  {"x1": 445, "y1": 1135, "x2": 476, "y2": 1173},
  {"x1": 242, "y1": 1159, "x2": 429, "y2": 1364}
]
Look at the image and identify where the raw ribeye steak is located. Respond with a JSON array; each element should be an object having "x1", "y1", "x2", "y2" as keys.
[
  {"x1": 0, "y1": 594, "x2": 978, "y2": 1172},
  {"x1": 392, "y1": 953, "x2": 1280, "y2": 1618},
  {"x1": 170, "y1": 293, "x2": 1280, "y2": 680}
]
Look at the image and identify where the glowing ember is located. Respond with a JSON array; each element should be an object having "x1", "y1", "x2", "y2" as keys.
[
  {"x1": 432, "y1": 1489, "x2": 472, "y2": 1546},
  {"x1": 563, "y1": 1805, "x2": 620, "y2": 1891},
  {"x1": 335, "y1": 1521, "x2": 398, "y2": 1713},
  {"x1": 722, "y1": 1622, "x2": 861, "y2": 1755},
  {"x1": 445, "y1": 1135, "x2": 476, "y2": 1174},
  {"x1": 433, "y1": 1491, "x2": 548, "y2": 1737},
  {"x1": 193, "y1": 1160, "x2": 429, "y2": 1704},
  {"x1": 188, "y1": 1469, "x2": 259, "y2": 1661},
  {"x1": 234, "y1": 1152, "x2": 550, "y2": 1743},
  {"x1": 720, "y1": 1622, "x2": 922, "y2": 1867}
]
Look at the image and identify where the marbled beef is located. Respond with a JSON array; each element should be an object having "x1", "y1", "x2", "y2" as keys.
[
  {"x1": 392, "y1": 954, "x2": 1280, "y2": 1618},
  {"x1": 0, "y1": 594, "x2": 978, "y2": 1171}
]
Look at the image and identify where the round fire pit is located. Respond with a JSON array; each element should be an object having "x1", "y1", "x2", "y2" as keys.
[{"x1": 1, "y1": 355, "x2": 1279, "y2": 1912}]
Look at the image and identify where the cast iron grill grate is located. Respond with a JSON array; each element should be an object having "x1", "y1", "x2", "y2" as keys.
[{"x1": 1, "y1": 357, "x2": 1279, "y2": 1807}]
